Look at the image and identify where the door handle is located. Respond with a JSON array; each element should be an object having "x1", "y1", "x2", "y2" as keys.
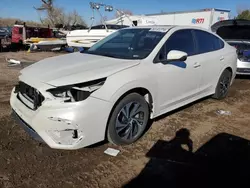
[
  {"x1": 220, "y1": 56, "x2": 225, "y2": 61},
  {"x1": 193, "y1": 62, "x2": 201, "y2": 68}
]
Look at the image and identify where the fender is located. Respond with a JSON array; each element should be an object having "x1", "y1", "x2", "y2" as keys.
[{"x1": 109, "y1": 80, "x2": 159, "y2": 118}]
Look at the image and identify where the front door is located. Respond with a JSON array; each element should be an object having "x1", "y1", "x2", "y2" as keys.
[{"x1": 154, "y1": 29, "x2": 202, "y2": 114}]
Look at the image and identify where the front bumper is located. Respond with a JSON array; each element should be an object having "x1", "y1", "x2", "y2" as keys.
[
  {"x1": 10, "y1": 88, "x2": 112, "y2": 150},
  {"x1": 11, "y1": 110, "x2": 44, "y2": 143}
]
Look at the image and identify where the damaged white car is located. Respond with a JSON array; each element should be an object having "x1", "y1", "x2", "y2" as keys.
[{"x1": 10, "y1": 26, "x2": 237, "y2": 150}]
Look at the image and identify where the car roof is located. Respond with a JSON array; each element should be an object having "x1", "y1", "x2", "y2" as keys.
[
  {"x1": 121, "y1": 25, "x2": 223, "y2": 40},
  {"x1": 122, "y1": 25, "x2": 211, "y2": 32}
]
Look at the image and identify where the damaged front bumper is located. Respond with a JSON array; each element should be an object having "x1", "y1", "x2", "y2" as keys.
[
  {"x1": 12, "y1": 110, "x2": 44, "y2": 143},
  {"x1": 10, "y1": 88, "x2": 112, "y2": 150}
]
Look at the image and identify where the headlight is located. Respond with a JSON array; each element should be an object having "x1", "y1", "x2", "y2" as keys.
[{"x1": 47, "y1": 78, "x2": 106, "y2": 102}]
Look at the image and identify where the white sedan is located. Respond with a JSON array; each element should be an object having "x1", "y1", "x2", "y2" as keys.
[{"x1": 10, "y1": 26, "x2": 237, "y2": 150}]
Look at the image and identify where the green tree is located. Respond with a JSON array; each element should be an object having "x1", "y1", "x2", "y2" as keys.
[{"x1": 236, "y1": 10, "x2": 250, "y2": 20}]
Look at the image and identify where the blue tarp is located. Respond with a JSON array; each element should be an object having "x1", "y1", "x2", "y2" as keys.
[{"x1": 243, "y1": 50, "x2": 250, "y2": 57}]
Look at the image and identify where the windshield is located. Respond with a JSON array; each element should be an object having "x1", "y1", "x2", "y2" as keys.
[
  {"x1": 90, "y1": 24, "x2": 129, "y2": 30},
  {"x1": 85, "y1": 28, "x2": 166, "y2": 59}
]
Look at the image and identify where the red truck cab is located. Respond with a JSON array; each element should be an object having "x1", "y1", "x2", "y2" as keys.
[{"x1": 11, "y1": 22, "x2": 53, "y2": 48}]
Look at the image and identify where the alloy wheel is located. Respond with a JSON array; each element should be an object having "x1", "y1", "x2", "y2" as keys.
[{"x1": 115, "y1": 102, "x2": 147, "y2": 141}]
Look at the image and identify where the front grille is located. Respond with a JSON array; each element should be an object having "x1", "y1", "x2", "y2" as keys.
[{"x1": 14, "y1": 81, "x2": 45, "y2": 110}]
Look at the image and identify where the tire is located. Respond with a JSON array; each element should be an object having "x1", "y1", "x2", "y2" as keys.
[
  {"x1": 107, "y1": 93, "x2": 150, "y2": 145},
  {"x1": 213, "y1": 69, "x2": 232, "y2": 100}
]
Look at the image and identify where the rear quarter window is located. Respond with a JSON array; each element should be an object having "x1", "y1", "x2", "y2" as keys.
[
  {"x1": 194, "y1": 30, "x2": 224, "y2": 54},
  {"x1": 219, "y1": 39, "x2": 225, "y2": 49}
]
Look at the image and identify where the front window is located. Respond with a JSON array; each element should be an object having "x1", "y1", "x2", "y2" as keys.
[
  {"x1": 86, "y1": 28, "x2": 166, "y2": 59},
  {"x1": 164, "y1": 29, "x2": 195, "y2": 56}
]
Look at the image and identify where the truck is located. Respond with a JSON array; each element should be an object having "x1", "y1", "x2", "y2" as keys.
[
  {"x1": 11, "y1": 21, "x2": 53, "y2": 50},
  {"x1": 0, "y1": 27, "x2": 12, "y2": 52},
  {"x1": 106, "y1": 8, "x2": 231, "y2": 29}
]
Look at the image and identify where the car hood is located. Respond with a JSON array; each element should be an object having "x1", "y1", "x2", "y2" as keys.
[
  {"x1": 20, "y1": 52, "x2": 140, "y2": 86},
  {"x1": 211, "y1": 19, "x2": 250, "y2": 41}
]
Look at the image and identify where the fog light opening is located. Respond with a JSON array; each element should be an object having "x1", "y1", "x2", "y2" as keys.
[
  {"x1": 72, "y1": 129, "x2": 78, "y2": 139},
  {"x1": 47, "y1": 129, "x2": 83, "y2": 145}
]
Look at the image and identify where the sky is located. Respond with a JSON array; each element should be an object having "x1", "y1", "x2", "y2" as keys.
[{"x1": 0, "y1": 0, "x2": 249, "y2": 25}]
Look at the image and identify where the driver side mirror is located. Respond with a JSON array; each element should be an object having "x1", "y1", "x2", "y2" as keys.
[
  {"x1": 154, "y1": 50, "x2": 188, "y2": 63},
  {"x1": 166, "y1": 50, "x2": 188, "y2": 62}
]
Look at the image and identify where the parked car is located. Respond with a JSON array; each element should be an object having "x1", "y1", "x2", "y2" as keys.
[
  {"x1": 10, "y1": 26, "x2": 237, "y2": 150},
  {"x1": 212, "y1": 19, "x2": 250, "y2": 75}
]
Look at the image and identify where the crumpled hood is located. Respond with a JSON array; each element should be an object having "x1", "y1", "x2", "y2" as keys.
[{"x1": 20, "y1": 52, "x2": 140, "y2": 86}]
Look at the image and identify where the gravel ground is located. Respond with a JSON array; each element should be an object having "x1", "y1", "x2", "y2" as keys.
[{"x1": 0, "y1": 51, "x2": 250, "y2": 188}]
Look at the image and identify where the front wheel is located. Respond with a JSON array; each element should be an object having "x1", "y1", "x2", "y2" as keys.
[
  {"x1": 107, "y1": 93, "x2": 150, "y2": 145},
  {"x1": 213, "y1": 69, "x2": 232, "y2": 100}
]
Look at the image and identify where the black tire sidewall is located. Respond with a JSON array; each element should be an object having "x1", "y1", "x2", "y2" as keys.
[
  {"x1": 214, "y1": 69, "x2": 232, "y2": 99},
  {"x1": 107, "y1": 93, "x2": 149, "y2": 145}
]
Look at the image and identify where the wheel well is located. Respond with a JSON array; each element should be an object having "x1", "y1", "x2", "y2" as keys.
[
  {"x1": 225, "y1": 67, "x2": 233, "y2": 84},
  {"x1": 104, "y1": 87, "x2": 154, "y2": 139},
  {"x1": 115, "y1": 88, "x2": 154, "y2": 112},
  {"x1": 226, "y1": 67, "x2": 232, "y2": 74}
]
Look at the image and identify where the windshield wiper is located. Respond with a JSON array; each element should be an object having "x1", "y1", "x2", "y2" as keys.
[{"x1": 99, "y1": 53, "x2": 118, "y2": 58}]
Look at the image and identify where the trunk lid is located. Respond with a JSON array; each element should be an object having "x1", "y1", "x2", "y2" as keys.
[{"x1": 211, "y1": 19, "x2": 250, "y2": 41}]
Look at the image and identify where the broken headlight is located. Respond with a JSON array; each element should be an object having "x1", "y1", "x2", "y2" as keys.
[{"x1": 47, "y1": 78, "x2": 106, "y2": 102}]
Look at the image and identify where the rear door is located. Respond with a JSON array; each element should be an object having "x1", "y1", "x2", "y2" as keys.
[{"x1": 193, "y1": 29, "x2": 225, "y2": 94}]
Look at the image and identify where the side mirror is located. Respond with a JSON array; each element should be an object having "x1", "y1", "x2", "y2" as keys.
[{"x1": 167, "y1": 50, "x2": 188, "y2": 62}]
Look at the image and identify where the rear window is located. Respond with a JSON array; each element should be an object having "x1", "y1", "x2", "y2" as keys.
[{"x1": 194, "y1": 30, "x2": 224, "y2": 54}]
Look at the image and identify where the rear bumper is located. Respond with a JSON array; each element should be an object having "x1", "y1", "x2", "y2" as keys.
[
  {"x1": 236, "y1": 68, "x2": 250, "y2": 75},
  {"x1": 237, "y1": 60, "x2": 250, "y2": 75}
]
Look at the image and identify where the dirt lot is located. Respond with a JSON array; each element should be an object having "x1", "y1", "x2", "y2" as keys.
[{"x1": 1, "y1": 51, "x2": 250, "y2": 188}]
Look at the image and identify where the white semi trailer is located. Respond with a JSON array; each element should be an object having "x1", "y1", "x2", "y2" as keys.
[{"x1": 106, "y1": 8, "x2": 231, "y2": 29}]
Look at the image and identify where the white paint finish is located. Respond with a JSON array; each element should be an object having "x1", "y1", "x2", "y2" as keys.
[
  {"x1": 10, "y1": 25, "x2": 237, "y2": 149},
  {"x1": 107, "y1": 9, "x2": 230, "y2": 30},
  {"x1": 20, "y1": 52, "x2": 140, "y2": 86},
  {"x1": 212, "y1": 10, "x2": 230, "y2": 24},
  {"x1": 167, "y1": 50, "x2": 187, "y2": 60},
  {"x1": 105, "y1": 15, "x2": 159, "y2": 26},
  {"x1": 10, "y1": 90, "x2": 112, "y2": 150},
  {"x1": 66, "y1": 29, "x2": 116, "y2": 48},
  {"x1": 154, "y1": 54, "x2": 201, "y2": 113},
  {"x1": 152, "y1": 9, "x2": 230, "y2": 29},
  {"x1": 174, "y1": 11, "x2": 212, "y2": 29}
]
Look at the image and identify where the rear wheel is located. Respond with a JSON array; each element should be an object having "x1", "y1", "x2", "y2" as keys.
[
  {"x1": 213, "y1": 69, "x2": 232, "y2": 100},
  {"x1": 107, "y1": 93, "x2": 149, "y2": 145}
]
